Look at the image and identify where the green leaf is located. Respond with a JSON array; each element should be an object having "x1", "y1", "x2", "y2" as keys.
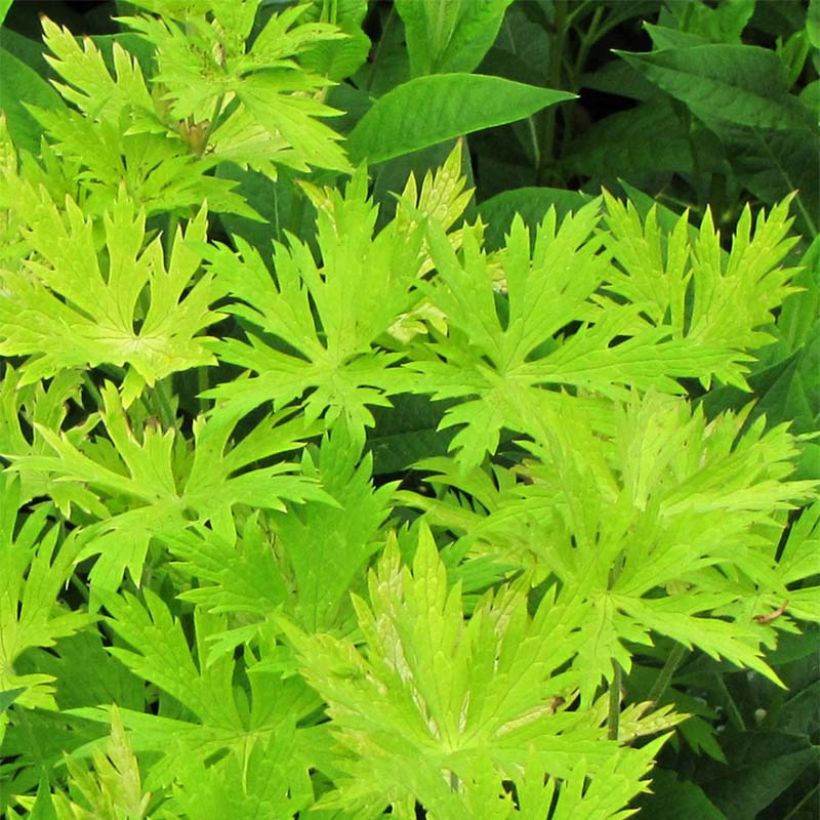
[
  {"x1": 0, "y1": 46, "x2": 61, "y2": 155},
  {"x1": 564, "y1": 99, "x2": 698, "y2": 178},
  {"x1": 637, "y1": 769, "x2": 726, "y2": 819},
  {"x1": 204, "y1": 169, "x2": 426, "y2": 442},
  {"x1": 396, "y1": 0, "x2": 515, "y2": 76},
  {"x1": 476, "y1": 187, "x2": 593, "y2": 251},
  {"x1": 284, "y1": 525, "x2": 663, "y2": 815},
  {"x1": 0, "y1": 0, "x2": 13, "y2": 26},
  {"x1": 0, "y1": 687, "x2": 25, "y2": 713},
  {"x1": 270, "y1": 421, "x2": 396, "y2": 631},
  {"x1": 0, "y1": 191, "x2": 224, "y2": 403},
  {"x1": 346, "y1": 73, "x2": 575, "y2": 164},
  {"x1": 80, "y1": 597, "x2": 324, "y2": 792},
  {"x1": 617, "y1": 43, "x2": 812, "y2": 131},
  {"x1": 7, "y1": 384, "x2": 326, "y2": 593},
  {"x1": 704, "y1": 731, "x2": 818, "y2": 818},
  {"x1": 0, "y1": 473, "x2": 94, "y2": 712},
  {"x1": 54, "y1": 705, "x2": 151, "y2": 819}
]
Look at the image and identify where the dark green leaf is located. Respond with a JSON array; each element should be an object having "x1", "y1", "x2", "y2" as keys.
[
  {"x1": 346, "y1": 73, "x2": 575, "y2": 164},
  {"x1": 0, "y1": 47, "x2": 61, "y2": 154},
  {"x1": 617, "y1": 44, "x2": 812, "y2": 131}
]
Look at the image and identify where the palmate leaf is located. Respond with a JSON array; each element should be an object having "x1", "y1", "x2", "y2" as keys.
[
  {"x1": 70, "y1": 597, "x2": 324, "y2": 800},
  {"x1": 123, "y1": 0, "x2": 351, "y2": 175},
  {"x1": 283, "y1": 525, "x2": 670, "y2": 816},
  {"x1": 168, "y1": 421, "x2": 395, "y2": 654},
  {"x1": 490, "y1": 391, "x2": 814, "y2": 699},
  {"x1": 409, "y1": 195, "x2": 802, "y2": 469},
  {"x1": 203, "y1": 169, "x2": 425, "y2": 443},
  {"x1": 0, "y1": 474, "x2": 94, "y2": 719},
  {"x1": 0, "y1": 188, "x2": 223, "y2": 405},
  {"x1": 6, "y1": 383, "x2": 327, "y2": 593},
  {"x1": 32, "y1": 19, "x2": 257, "y2": 221}
]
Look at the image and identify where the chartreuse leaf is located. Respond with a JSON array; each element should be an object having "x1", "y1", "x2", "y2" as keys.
[
  {"x1": 0, "y1": 365, "x2": 103, "y2": 516},
  {"x1": 270, "y1": 421, "x2": 396, "y2": 631},
  {"x1": 0, "y1": 474, "x2": 94, "y2": 718},
  {"x1": 504, "y1": 390, "x2": 813, "y2": 698},
  {"x1": 6, "y1": 383, "x2": 326, "y2": 593},
  {"x1": 169, "y1": 422, "x2": 395, "y2": 644},
  {"x1": 347, "y1": 74, "x2": 576, "y2": 164},
  {"x1": 29, "y1": 19, "x2": 257, "y2": 219},
  {"x1": 396, "y1": 0, "x2": 515, "y2": 76},
  {"x1": 203, "y1": 168, "x2": 425, "y2": 443},
  {"x1": 410, "y1": 195, "x2": 803, "y2": 469},
  {"x1": 298, "y1": 0, "x2": 371, "y2": 81},
  {"x1": 159, "y1": 726, "x2": 313, "y2": 818},
  {"x1": 283, "y1": 525, "x2": 670, "y2": 816},
  {"x1": 47, "y1": 705, "x2": 151, "y2": 819},
  {"x1": 123, "y1": 1, "x2": 351, "y2": 174},
  {"x1": 72, "y1": 594, "x2": 323, "y2": 796},
  {"x1": 603, "y1": 194, "x2": 802, "y2": 388},
  {"x1": 775, "y1": 501, "x2": 820, "y2": 621},
  {"x1": 0, "y1": 188, "x2": 223, "y2": 404}
]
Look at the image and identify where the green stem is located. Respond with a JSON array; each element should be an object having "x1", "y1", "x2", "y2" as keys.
[
  {"x1": 647, "y1": 643, "x2": 688, "y2": 704},
  {"x1": 153, "y1": 377, "x2": 176, "y2": 429},
  {"x1": 714, "y1": 671, "x2": 746, "y2": 732},
  {"x1": 82, "y1": 372, "x2": 104, "y2": 411},
  {"x1": 607, "y1": 661, "x2": 622, "y2": 740},
  {"x1": 503, "y1": 17, "x2": 541, "y2": 170},
  {"x1": 196, "y1": 366, "x2": 210, "y2": 413},
  {"x1": 539, "y1": 0, "x2": 568, "y2": 185}
]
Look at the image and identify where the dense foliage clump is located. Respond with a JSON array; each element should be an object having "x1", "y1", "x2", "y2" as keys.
[{"x1": 0, "y1": 1, "x2": 817, "y2": 817}]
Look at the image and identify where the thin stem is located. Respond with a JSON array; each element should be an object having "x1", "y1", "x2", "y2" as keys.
[
  {"x1": 607, "y1": 661, "x2": 622, "y2": 740},
  {"x1": 714, "y1": 671, "x2": 746, "y2": 732},
  {"x1": 152, "y1": 377, "x2": 176, "y2": 430},
  {"x1": 647, "y1": 643, "x2": 688, "y2": 704},
  {"x1": 82, "y1": 372, "x2": 104, "y2": 411},
  {"x1": 196, "y1": 366, "x2": 210, "y2": 413},
  {"x1": 503, "y1": 17, "x2": 541, "y2": 170},
  {"x1": 782, "y1": 783, "x2": 819, "y2": 820},
  {"x1": 539, "y1": 0, "x2": 567, "y2": 184}
]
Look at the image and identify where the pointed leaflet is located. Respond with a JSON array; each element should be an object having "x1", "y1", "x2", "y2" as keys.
[
  {"x1": 124, "y1": 2, "x2": 350, "y2": 174},
  {"x1": 49, "y1": 705, "x2": 151, "y2": 819},
  {"x1": 204, "y1": 169, "x2": 425, "y2": 443},
  {"x1": 409, "y1": 202, "x2": 714, "y2": 469},
  {"x1": 504, "y1": 391, "x2": 813, "y2": 695},
  {"x1": 0, "y1": 189, "x2": 223, "y2": 404},
  {"x1": 284, "y1": 525, "x2": 664, "y2": 814},
  {"x1": 7, "y1": 384, "x2": 327, "y2": 592},
  {"x1": 410, "y1": 195, "x2": 803, "y2": 469},
  {"x1": 74, "y1": 594, "x2": 323, "y2": 793},
  {"x1": 169, "y1": 423, "x2": 395, "y2": 653},
  {"x1": 0, "y1": 474, "x2": 94, "y2": 714},
  {"x1": 270, "y1": 421, "x2": 397, "y2": 631},
  {"x1": 603, "y1": 194, "x2": 802, "y2": 389},
  {"x1": 33, "y1": 19, "x2": 257, "y2": 219}
]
